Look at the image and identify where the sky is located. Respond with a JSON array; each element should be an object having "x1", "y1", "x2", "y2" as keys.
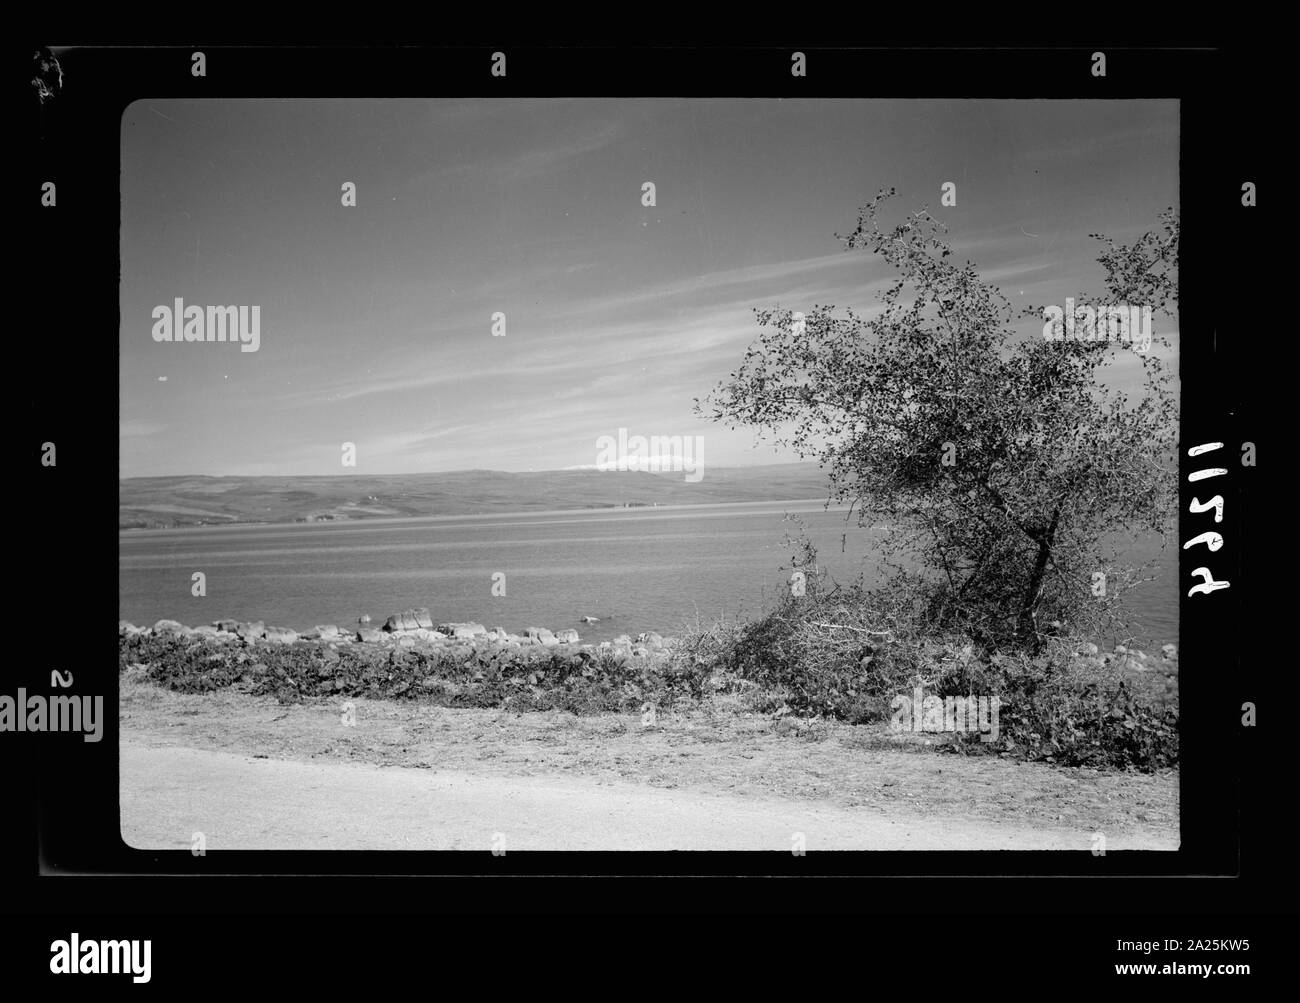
[{"x1": 120, "y1": 98, "x2": 1179, "y2": 478}]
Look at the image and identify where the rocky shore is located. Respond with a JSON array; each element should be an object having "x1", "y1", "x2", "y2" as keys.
[
  {"x1": 119, "y1": 606, "x2": 702, "y2": 721},
  {"x1": 120, "y1": 608, "x2": 1175, "y2": 672},
  {"x1": 120, "y1": 606, "x2": 677, "y2": 661},
  {"x1": 118, "y1": 608, "x2": 1178, "y2": 771}
]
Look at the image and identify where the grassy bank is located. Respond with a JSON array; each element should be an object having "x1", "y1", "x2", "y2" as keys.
[{"x1": 120, "y1": 594, "x2": 1178, "y2": 774}]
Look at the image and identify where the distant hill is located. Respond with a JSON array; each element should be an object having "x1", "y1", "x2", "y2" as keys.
[{"x1": 119, "y1": 464, "x2": 834, "y2": 529}]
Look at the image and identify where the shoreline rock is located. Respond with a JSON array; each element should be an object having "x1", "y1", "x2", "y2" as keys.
[
  {"x1": 121, "y1": 616, "x2": 1171, "y2": 673},
  {"x1": 120, "y1": 615, "x2": 680, "y2": 664}
]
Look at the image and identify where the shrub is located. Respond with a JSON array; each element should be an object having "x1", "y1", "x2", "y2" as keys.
[
  {"x1": 118, "y1": 633, "x2": 711, "y2": 717},
  {"x1": 935, "y1": 650, "x2": 1178, "y2": 770}
]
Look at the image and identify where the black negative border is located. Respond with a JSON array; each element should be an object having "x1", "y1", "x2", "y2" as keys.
[{"x1": 22, "y1": 42, "x2": 1262, "y2": 910}]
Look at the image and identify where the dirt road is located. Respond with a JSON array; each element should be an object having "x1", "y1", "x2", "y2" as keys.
[
  {"x1": 119, "y1": 682, "x2": 1178, "y2": 852},
  {"x1": 120, "y1": 742, "x2": 1174, "y2": 852}
]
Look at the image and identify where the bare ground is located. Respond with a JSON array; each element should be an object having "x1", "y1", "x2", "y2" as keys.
[{"x1": 119, "y1": 678, "x2": 1179, "y2": 851}]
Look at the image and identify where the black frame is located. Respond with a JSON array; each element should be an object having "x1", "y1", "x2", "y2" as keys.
[{"x1": 23, "y1": 42, "x2": 1264, "y2": 914}]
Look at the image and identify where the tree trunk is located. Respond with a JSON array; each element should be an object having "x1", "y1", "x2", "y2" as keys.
[
  {"x1": 1018, "y1": 541, "x2": 1052, "y2": 643},
  {"x1": 1017, "y1": 501, "x2": 1064, "y2": 646}
]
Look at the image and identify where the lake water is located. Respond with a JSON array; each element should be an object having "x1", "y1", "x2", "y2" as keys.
[{"x1": 119, "y1": 500, "x2": 1178, "y2": 650}]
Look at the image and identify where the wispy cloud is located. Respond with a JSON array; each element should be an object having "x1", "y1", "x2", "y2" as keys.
[
  {"x1": 420, "y1": 119, "x2": 624, "y2": 185},
  {"x1": 120, "y1": 98, "x2": 1179, "y2": 477},
  {"x1": 120, "y1": 419, "x2": 166, "y2": 439}
]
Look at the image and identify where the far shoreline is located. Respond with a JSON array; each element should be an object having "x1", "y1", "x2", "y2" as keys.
[{"x1": 118, "y1": 497, "x2": 853, "y2": 534}]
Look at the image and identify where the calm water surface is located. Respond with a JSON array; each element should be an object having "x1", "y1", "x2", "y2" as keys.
[{"x1": 119, "y1": 500, "x2": 1178, "y2": 648}]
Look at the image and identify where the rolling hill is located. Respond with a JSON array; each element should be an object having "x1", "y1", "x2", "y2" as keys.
[{"x1": 119, "y1": 464, "x2": 835, "y2": 529}]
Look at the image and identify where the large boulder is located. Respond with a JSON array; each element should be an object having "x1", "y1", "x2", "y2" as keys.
[
  {"x1": 314, "y1": 625, "x2": 341, "y2": 641},
  {"x1": 636, "y1": 631, "x2": 663, "y2": 648},
  {"x1": 555, "y1": 628, "x2": 580, "y2": 644},
  {"x1": 264, "y1": 626, "x2": 298, "y2": 644},
  {"x1": 1161, "y1": 643, "x2": 1177, "y2": 661},
  {"x1": 152, "y1": 619, "x2": 188, "y2": 636},
  {"x1": 440, "y1": 622, "x2": 487, "y2": 639},
  {"x1": 212, "y1": 618, "x2": 241, "y2": 633},
  {"x1": 356, "y1": 628, "x2": 384, "y2": 643},
  {"x1": 383, "y1": 609, "x2": 431, "y2": 632},
  {"x1": 236, "y1": 620, "x2": 267, "y2": 641},
  {"x1": 525, "y1": 627, "x2": 556, "y2": 643}
]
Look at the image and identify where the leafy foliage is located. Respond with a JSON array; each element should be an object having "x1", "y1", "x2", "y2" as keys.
[
  {"x1": 936, "y1": 649, "x2": 1179, "y2": 770},
  {"x1": 120, "y1": 634, "x2": 709, "y2": 716},
  {"x1": 697, "y1": 190, "x2": 1178, "y2": 650}
]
